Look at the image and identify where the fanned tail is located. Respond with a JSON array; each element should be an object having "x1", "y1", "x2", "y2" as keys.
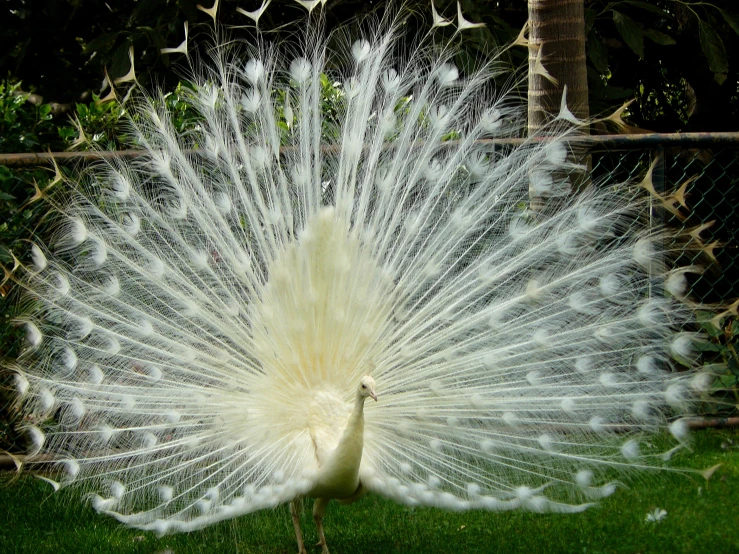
[{"x1": 11, "y1": 19, "x2": 705, "y2": 533}]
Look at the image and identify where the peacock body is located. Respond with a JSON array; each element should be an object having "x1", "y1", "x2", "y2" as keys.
[{"x1": 11, "y1": 10, "x2": 707, "y2": 552}]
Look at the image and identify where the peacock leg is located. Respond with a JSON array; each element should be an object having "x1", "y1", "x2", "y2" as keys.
[
  {"x1": 313, "y1": 497, "x2": 331, "y2": 554},
  {"x1": 290, "y1": 499, "x2": 308, "y2": 554}
]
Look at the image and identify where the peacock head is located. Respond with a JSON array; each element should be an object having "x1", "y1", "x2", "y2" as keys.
[{"x1": 359, "y1": 375, "x2": 378, "y2": 402}]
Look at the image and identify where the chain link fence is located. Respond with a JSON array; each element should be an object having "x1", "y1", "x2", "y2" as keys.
[
  {"x1": 589, "y1": 137, "x2": 738, "y2": 304},
  {"x1": 589, "y1": 136, "x2": 739, "y2": 416}
]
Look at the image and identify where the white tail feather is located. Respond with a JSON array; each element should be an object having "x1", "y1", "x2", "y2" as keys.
[{"x1": 13, "y1": 19, "x2": 700, "y2": 537}]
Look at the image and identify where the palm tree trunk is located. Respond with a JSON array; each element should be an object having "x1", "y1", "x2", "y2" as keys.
[{"x1": 527, "y1": 0, "x2": 589, "y2": 135}]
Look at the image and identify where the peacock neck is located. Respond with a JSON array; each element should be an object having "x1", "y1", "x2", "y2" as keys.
[
  {"x1": 345, "y1": 393, "x2": 367, "y2": 439},
  {"x1": 331, "y1": 391, "x2": 367, "y2": 468},
  {"x1": 307, "y1": 389, "x2": 368, "y2": 500}
]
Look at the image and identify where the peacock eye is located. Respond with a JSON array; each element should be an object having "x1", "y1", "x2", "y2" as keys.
[{"x1": 361, "y1": 384, "x2": 367, "y2": 389}]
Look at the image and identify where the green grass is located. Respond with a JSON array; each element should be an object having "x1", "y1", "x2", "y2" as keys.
[{"x1": 2, "y1": 429, "x2": 738, "y2": 554}]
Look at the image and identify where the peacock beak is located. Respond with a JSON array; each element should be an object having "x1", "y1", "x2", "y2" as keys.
[{"x1": 370, "y1": 391, "x2": 378, "y2": 402}]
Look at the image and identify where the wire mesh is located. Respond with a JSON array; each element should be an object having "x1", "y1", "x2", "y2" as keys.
[{"x1": 590, "y1": 143, "x2": 739, "y2": 305}]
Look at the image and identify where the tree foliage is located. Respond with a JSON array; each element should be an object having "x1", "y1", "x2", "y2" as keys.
[
  {"x1": 2, "y1": 0, "x2": 737, "y2": 131},
  {"x1": 431, "y1": 0, "x2": 739, "y2": 132},
  {"x1": 584, "y1": 0, "x2": 739, "y2": 131}
]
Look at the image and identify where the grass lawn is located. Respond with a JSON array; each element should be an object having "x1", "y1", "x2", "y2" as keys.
[{"x1": 1, "y1": 428, "x2": 737, "y2": 554}]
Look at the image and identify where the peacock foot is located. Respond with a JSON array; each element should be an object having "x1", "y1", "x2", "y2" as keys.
[{"x1": 315, "y1": 540, "x2": 329, "y2": 554}]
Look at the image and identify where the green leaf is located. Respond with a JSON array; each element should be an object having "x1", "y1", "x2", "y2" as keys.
[
  {"x1": 643, "y1": 29, "x2": 676, "y2": 46},
  {"x1": 701, "y1": 322, "x2": 722, "y2": 338},
  {"x1": 0, "y1": 191, "x2": 15, "y2": 201},
  {"x1": 718, "y1": 8, "x2": 739, "y2": 36},
  {"x1": 699, "y1": 22, "x2": 728, "y2": 74},
  {"x1": 110, "y1": 40, "x2": 134, "y2": 80},
  {"x1": 613, "y1": 11, "x2": 644, "y2": 58},
  {"x1": 623, "y1": 0, "x2": 668, "y2": 16},
  {"x1": 83, "y1": 32, "x2": 121, "y2": 55},
  {"x1": 487, "y1": 13, "x2": 514, "y2": 34},
  {"x1": 131, "y1": 0, "x2": 165, "y2": 22},
  {"x1": 602, "y1": 86, "x2": 634, "y2": 100},
  {"x1": 584, "y1": 8, "x2": 597, "y2": 34},
  {"x1": 718, "y1": 374, "x2": 738, "y2": 387},
  {"x1": 697, "y1": 311, "x2": 721, "y2": 336},
  {"x1": 57, "y1": 127, "x2": 77, "y2": 140},
  {"x1": 143, "y1": 28, "x2": 167, "y2": 59},
  {"x1": 587, "y1": 31, "x2": 609, "y2": 73}
]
